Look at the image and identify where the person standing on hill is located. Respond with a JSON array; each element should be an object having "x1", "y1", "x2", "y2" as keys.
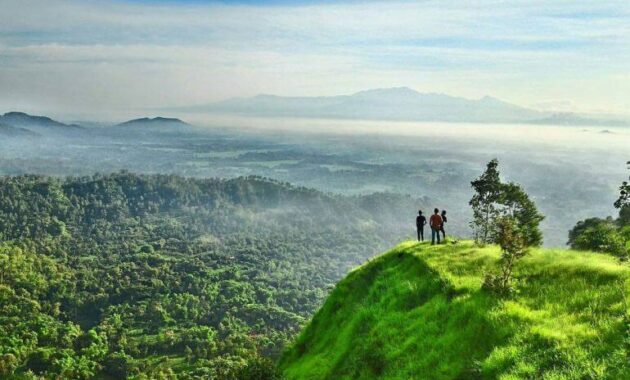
[
  {"x1": 416, "y1": 210, "x2": 427, "y2": 241},
  {"x1": 440, "y1": 210, "x2": 447, "y2": 239},
  {"x1": 430, "y1": 208, "x2": 443, "y2": 245}
]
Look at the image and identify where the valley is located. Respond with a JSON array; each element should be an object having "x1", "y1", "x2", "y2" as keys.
[
  {"x1": 1, "y1": 113, "x2": 628, "y2": 246},
  {"x1": 3, "y1": 1, "x2": 629, "y2": 378}
]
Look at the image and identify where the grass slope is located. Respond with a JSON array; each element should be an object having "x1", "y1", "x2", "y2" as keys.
[{"x1": 280, "y1": 241, "x2": 630, "y2": 379}]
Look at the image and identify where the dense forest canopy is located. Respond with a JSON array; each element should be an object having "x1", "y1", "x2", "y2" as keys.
[{"x1": 0, "y1": 173, "x2": 423, "y2": 379}]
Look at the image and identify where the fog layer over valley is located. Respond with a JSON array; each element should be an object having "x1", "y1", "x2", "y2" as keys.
[{"x1": 1, "y1": 113, "x2": 627, "y2": 247}]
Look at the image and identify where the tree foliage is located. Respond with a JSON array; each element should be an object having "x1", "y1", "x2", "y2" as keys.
[
  {"x1": 569, "y1": 162, "x2": 630, "y2": 258},
  {"x1": 614, "y1": 161, "x2": 630, "y2": 225},
  {"x1": 470, "y1": 159, "x2": 503, "y2": 244},
  {"x1": 0, "y1": 172, "x2": 421, "y2": 379},
  {"x1": 470, "y1": 159, "x2": 544, "y2": 247},
  {"x1": 470, "y1": 160, "x2": 544, "y2": 295}
]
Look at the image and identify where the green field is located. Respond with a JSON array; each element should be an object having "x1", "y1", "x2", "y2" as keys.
[{"x1": 281, "y1": 241, "x2": 630, "y2": 379}]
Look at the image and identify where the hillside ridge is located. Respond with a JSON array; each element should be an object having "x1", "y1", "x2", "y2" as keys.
[{"x1": 281, "y1": 241, "x2": 629, "y2": 379}]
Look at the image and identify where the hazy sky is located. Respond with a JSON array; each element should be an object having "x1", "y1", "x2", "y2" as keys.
[{"x1": 1, "y1": 0, "x2": 629, "y2": 118}]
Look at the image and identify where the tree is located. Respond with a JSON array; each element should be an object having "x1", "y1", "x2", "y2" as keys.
[
  {"x1": 501, "y1": 183, "x2": 544, "y2": 247},
  {"x1": 614, "y1": 161, "x2": 630, "y2": 225},
  {"x1": 0, "y1": 353, "x2": 18, "y2": 376},
  {"x1": 470, "y1": 160, "x2": 544, "y2": 246},
  {"x1": 470, "y1": 159, "x2": 503, "y2": 244},
  {"x1": 568, "y1": 217, "x2": 614, "y2": 247},
  {"x1": 569, "y1": 219, "x2": 627, "y2": 257},
  {"x1": 568, "y1": 162, "x2": 630, "y2": 258},
  {"x1": 471, "y1": 161, "x2": 544, "y2": 295}
]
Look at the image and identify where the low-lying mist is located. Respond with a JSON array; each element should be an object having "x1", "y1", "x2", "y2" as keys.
[{"x1": 1, "y1": 115, "x2": 627, "y2": 247}]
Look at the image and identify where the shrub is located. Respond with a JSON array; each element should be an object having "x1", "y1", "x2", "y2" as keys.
[{"x1": 483, "y1": 217, "x2": 528, "y2": 295}]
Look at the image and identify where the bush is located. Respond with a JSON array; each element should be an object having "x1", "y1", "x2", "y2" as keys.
[
  {"x1": 482, "y1": 217, "x2": 528, "y2": 295},
  {"x1": 570, "y1": 219, "x2": 627, "y2": 258}
]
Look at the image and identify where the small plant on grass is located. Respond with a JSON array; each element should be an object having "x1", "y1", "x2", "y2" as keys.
[{"x1": 483, "y1": 216, "x2": 528, "y2": 295}]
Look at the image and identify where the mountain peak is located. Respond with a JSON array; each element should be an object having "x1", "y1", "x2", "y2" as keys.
[
  {"x1": 117, "y1": 117, "x2": 189, "y2": 127},
  {"x1": 0, "y1": 111, "x2": 82, "y2": 130},
  {"x1": 4, "y1": 111, "x2": 30, "y2": 117},
  {"x1": 3, "y1": 111, "x2": 60, "y2": 124}
]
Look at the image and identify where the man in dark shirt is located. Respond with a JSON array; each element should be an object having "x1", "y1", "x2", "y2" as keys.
[{"x1": 416, "y1": 210, "x2": 427, "y2": 241}]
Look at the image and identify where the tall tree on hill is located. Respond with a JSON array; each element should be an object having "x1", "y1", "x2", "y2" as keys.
[
  {"x1": 470, "y1": 159, "x2": 544, "y2": 247},
  {"x1": 473, "y1": 161, "x2": 545, "y2": 295},
  {"x1": 469, "y1": 159, "x2": 503, "y2": 244}
]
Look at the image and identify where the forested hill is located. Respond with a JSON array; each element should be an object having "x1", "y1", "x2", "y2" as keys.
[
  {"x1": 281, "y1": 241, "x2": 630, "y2": 379},
  {"x1": 0, "y1": 173, "x2": 423, "y2": 379}
]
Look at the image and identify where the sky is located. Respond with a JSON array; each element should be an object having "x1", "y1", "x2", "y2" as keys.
[{"x1": 0, "y1": 0, "x2": 629, "y2": 119}]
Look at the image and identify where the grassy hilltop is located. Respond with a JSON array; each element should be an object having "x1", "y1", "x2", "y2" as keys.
[{"x1": 280, "y1": 241, "x2": 630, "y2": 379}]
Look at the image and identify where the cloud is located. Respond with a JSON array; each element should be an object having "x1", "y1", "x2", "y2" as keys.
[{"x1": 0, "y1": 0, "x2": 628, "y2": 117}]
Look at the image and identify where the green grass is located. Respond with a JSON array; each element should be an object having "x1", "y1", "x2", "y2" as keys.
[{"x1": 280, "y1": 241, "x2": 630, "y2": 380}]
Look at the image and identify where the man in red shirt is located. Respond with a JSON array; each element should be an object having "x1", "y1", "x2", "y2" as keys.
[{"x1": 429, "y1": 208, "x2": 443, "y2": 245}]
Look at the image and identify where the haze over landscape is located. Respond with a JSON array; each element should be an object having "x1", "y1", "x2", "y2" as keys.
[{"x1": 0, "y1": 1, "x2": 628, "y2": 379}]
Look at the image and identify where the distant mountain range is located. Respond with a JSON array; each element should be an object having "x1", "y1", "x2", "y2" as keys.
[
  {"x1": 2, "y1": 88, "x2": 628, "y2": 132},
  {"x1": 176, "y1": 87, "x2": 629, "y2": 126}
]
